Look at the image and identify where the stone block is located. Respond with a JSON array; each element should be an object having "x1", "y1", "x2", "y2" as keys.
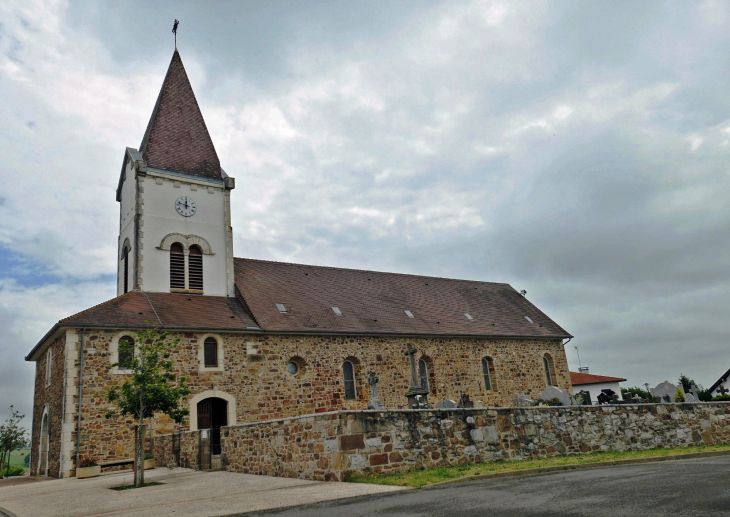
[{"x1": 340, "y1": 434, "x2": 365, "y2": 451}]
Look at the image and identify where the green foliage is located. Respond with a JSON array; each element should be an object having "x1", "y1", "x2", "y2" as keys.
[
  {"x1": 677, "y1": 375, "x2": 712, "y2": 401},
  {"x1": 0, "y1": 406, "x2": 28, "y2": 479},
  {"x1": 105, "y1": 328, "x2": 191, "y2": 424},
  {"x1": 1, "y1": 465, "x2": 25, "y2": 477},
  {"x1": 674, "y1": 387, "x2": 686, "y2": 402},
  {"x1": 104, "y1": 328, "x2": 190, "y2": 487},
  {"x1": 621, "y1": 387, "x2": 651, "y2": 401},
  {"x1": 712, "y1": 394, "x2": 730, "y2": 402},
  {"x1": 144, "y1": 453, "x2": 154, "y2": 460},
  {"x1": 23, "y1": 453, "x2": 30, "y2": 467}
]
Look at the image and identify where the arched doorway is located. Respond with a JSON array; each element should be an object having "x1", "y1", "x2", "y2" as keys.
[
  {"x1": 38, "y1": 407, "x2": 49, "y2": 476},
  {"x1": 197, "y1": 398, "x2": 227, "y2": 456}
]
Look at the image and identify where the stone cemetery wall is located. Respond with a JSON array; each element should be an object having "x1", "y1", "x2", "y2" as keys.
[{"x1": 154, "y1": 402, "x2": 730, "y2": 481}]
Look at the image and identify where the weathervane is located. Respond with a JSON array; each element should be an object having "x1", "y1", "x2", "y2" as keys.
[{"x1": 172, "y1": 19, "x2": 180, "y2": 49}]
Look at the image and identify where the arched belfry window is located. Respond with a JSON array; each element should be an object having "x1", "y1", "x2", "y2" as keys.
[
  {"x1": 343, "y1": 360, "x2": 357, "y2": 400},
  {"x1": 189, "y1": 245, "x2": 203, "y2": 291},
  {"x1": 170, "y1": 243, "x2": 185, "y2": 290},
  {"x1": 121, "y1": 246, "x2": 130, "y2": 294}
]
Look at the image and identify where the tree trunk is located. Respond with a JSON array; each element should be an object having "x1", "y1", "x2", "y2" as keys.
[{"x1": 134, "y1": 424, "x2": 145, "y2": 487}]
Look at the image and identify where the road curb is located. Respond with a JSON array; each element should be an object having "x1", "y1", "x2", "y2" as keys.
[
  {"x1": 0, "y1": 507, "x2": 18, "y2": 517},
  {"x1": 424, "y1": 449, "x2": 730, "y2": 488}
]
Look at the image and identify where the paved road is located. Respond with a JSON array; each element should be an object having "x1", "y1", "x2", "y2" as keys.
[{"x1": 242, "y1": 456, "x2": 730, "y2": 516}]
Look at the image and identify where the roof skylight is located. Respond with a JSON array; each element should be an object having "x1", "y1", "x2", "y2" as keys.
[
  {"x1": 276, "y1": 303, "x2": 288, "y2": 313},
  {"x1": 332, "y1": 307, "x2": 343, "y2": 316},
  {"x1": 524, "y1": 316, "x2": 534, "y2": 323},
  {"x1": 404, "y1": 310, "x2": 415, "y2": 318},
  {"x1": 465, "y1": 313, "x2": 474, "y2": 321}
]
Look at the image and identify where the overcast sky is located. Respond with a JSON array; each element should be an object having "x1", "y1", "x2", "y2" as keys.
[{"x1": 2, "y1": 0, "x2": 730, "y2": 422}]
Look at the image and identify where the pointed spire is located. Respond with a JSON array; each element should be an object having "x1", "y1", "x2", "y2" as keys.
[{"x1": 139, "y1": 50, "x2": 221, "y2": 179}]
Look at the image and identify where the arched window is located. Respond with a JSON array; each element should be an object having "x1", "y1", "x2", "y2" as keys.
[
  {"x1": 188, "y1": 245, "x2": 203, "y2": 291},
  {"x1": 121, "y1": 246, "x2": 130, "y2": 293},
  {"x1": 543, "y1": 354, "x2": 554, "y2": 386},
  {"x1": 204, "y1": 337, "x2": 218, "y2": 367},
  {"x1": 343, "y1": 360, "x2": 357, "y2": 400},
  {"x1": 482, "y1": 357, "x2": 496, "y2": 391},
  {"x1": 419, "y1": 358, "x2": 429, "y2": 391},
  {"x1": 170, "y1": 243, "x2": 185, "y2": 290},
  {"x1": 118, "y1": 336, "x2": 135, "y2": 369}
]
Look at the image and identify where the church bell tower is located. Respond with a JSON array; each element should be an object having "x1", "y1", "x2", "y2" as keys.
[{"x1": 115, "y1": 50, "x2": 235, "y2": 298}]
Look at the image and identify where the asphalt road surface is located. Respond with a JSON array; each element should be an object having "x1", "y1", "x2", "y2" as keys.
[{"x1": 241, "y1": 456, "x2": 730, "y2": 516}]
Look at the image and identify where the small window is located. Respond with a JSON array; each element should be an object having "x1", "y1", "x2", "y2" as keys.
[
  {"x1": 419, "y1": 358, "x2": 429, "y2": 391},
  {"x1": 45, "y1": 349, "x2": 52, "y2": 386},
  {"x1": 118, "y1": 336, "x2": 135, "y2": 369},
  {"x1": 287, "y1": 361, "x2": 299, "y2": 375},
  {"x1": 203, "y1": 337, "x2": 218, "y2": 367},
  {"x1": 343, "y1": 360, "x2": 357, "y2": 400},
  {"x1": 188, "y1": 245, "x2": 203, "y2": 291},
  {"x1": 543, "y1": 355, "x2": 553, "y2": 386},
  {"x1": 170, "y1": 243, "x2": 185, "y2": 290},
  {"x1": 482, "y1": 357, "x2": 495, "y2": 391}
]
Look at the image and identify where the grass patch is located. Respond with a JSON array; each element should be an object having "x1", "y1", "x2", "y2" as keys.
[
  {"x1": 110, "y1": 481, "x2": 163, "y2": 491},
  {"x1": 349, "y1": 443, "x2": 730, "y2": 488},
  {"x1": 7, "y1": 448, "x2": 30, "y2": 473}
]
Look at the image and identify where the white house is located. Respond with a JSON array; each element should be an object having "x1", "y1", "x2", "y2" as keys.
[{"x1": 571, "y1": 371, "x2": 626, "y2": 405}]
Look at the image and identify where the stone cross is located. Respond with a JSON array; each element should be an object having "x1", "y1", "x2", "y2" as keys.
[
  {"x1": 405, "y1": 344, "x2": 419, "y2": 388},
  {"x1": 688, "y1": 384, "x2": 701, "y2": 403},
  {"x1": 718, "y1": 385, "x2": 729, "y2": 396}
]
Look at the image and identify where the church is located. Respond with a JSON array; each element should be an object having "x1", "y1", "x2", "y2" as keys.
[{"x1": 26, "y1": 50, "x2": 573, "y2": 478}]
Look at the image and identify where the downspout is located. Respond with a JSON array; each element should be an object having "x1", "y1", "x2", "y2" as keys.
[{"x1": 76, "y1": 327, "x2": 86, "y2": 472}]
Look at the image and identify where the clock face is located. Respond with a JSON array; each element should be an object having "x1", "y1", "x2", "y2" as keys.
[{"x1": 175, "y1": 196, "x2": 196, "y2": 217}]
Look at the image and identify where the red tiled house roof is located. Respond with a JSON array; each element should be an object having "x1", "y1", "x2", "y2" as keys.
[{"x1": 570, "y1": 372, "x2": 626, "y2": 386}]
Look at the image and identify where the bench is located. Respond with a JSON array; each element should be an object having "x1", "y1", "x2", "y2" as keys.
[{"x1": 99, "y1": 458, "x2": 135, "y2": 469}]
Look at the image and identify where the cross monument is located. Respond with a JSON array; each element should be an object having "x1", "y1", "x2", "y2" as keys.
[{"x1": 404, "y1": 344, "x2": 429, "y2": 408}]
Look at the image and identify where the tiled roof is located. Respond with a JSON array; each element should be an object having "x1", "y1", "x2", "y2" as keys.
[
  {"x1": 139, "y1": 50, "x2": 222, "y2": 180},
  {"x1": 60, "y1": 291, "x2": 258, "y2": 329},
  {"x1": 27, "y1": 259, "x2": 571, "y2": 360},
  {"x1": 234, "y1": 258, "x2": 571, "y2": 338},
  {"x1": 570, "y1": 372, "x2": 626, "y2": 386}
]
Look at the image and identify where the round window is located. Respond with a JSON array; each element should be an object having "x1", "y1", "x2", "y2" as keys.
[{"x1": 287, "y1": 361, "x2": 299, "y2": 375}]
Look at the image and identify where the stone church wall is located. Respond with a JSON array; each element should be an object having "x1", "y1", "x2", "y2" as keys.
[
  {"x1": 30, "y1": 334, "x2": 66, "y2": 477},
  {"x1": 156, "y1": 402, "x2": 730, "y2": 482},
  {"x1": 54, "y1": 327, "x2": 569, "y2": 470}
]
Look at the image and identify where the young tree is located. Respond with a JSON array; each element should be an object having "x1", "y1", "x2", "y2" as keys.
[
  {"x1": 0, "y1": 406, "x2": 28, "y2": 479},
  {"x1": 105, "y1": 328, "x2": 190, "y2": 487}
]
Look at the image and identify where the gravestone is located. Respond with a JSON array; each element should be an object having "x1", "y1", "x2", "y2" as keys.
[
  {"x1": 577, "y1": 390, "x2": 592, "y2": 405},
  {"x1": 435, "y1": 400, "x2": 457, "y2": 409},
  {"x1": 367, "y1": 371, "x2": 386, "y2": 410},
  {"x1": 458, "y1": 393, "x2": 474, "y2": 408},
  {"x1": 687, "y1": 384, "x2": 701, "y2": 403},
  {"x1": 537, "y1": 386, "x2": 571, "y2": 406},
  {"x1": 651, "y1": 381, "x2": 682, "y2": 403},
  {"x1": 513, "y1": 393, "x2": 532, "y2": 407}
]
